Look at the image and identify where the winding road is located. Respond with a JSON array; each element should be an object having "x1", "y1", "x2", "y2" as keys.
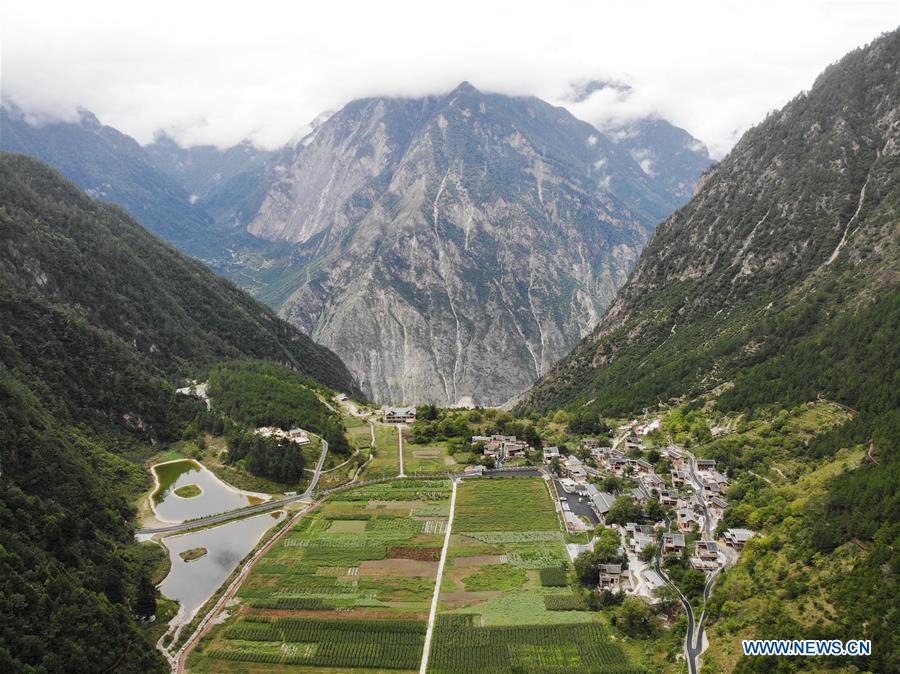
[{"x1": 653, "y1": 449, "x2": 724, "y2": 674}]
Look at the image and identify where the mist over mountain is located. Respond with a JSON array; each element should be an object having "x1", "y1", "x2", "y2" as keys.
[
  {"x1": 234, "y1": 82, "x2": 710, "y2": 405},
  {"x1": 2, "y1": 84, "x2": 711, "y2": 406}
]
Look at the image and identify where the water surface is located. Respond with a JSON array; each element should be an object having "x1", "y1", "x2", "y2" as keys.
[
  {"x1": 152, "y1": 460, "x2": 263, "y2": 522},
  {"x1": 158, "y1": 511, "x2": 285, "y2": 625}
]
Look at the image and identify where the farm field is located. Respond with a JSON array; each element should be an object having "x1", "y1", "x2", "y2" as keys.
[
  {"x1": 401, "y1": 432, "x2": 462, "y2": 474},
  {"x1": 353, "y1": 424, "x2": 402, "y2": 479},
  {"x1": 429, "y1": 477, "x2": 643, "y2": 673},
  {"x1": 187, "y1": 479, "x2": 453, "y2": 673}
]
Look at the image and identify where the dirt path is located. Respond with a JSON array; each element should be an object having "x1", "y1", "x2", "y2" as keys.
[
  {"x1": 398, "y1": 425, "x2": 407, "y2": 477},
  {"x1": 419, "y1": 478, "x2": 457, "y2": 674}
]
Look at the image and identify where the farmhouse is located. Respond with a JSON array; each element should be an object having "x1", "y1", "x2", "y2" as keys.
[
  {"x1": 598, "y1": 563, "x2": 623, "y2": 591},
  {"x1": 585, "y1": 484, "x2": 617, "y2": 518},
  {"x1": 631, "y1": 484, "x2": 652, "y2": 506},
  {"x1": 256, "y1": 426, "x2": 311, "y2": 445},
  {"x1": 696, "y1": 459, "x2": 716, "y2": 471},
  {"x1": 709, "y1": 495, "x2": 728, "y2": 518},
  {"x1": 472, "y1": 434, "x2": 531, "y2": 459},
  {"x1": 543, "y1": 446, "x2": 560, "y2": 463},
  {"x1": 288, "y1": 428, "x2": 310, "y2": 445},
  {"x1": 642, "y1": 569, "x2": 667, "y2": 594},
  {"x1": 383, "y1": 406, "x2": 416, "y2": 424},
  {"x1": 642, "y1": 473, "x2": 665, "y2": 491},
  {"x1": 690, "y1": 540, "x2": 721, "y2": 570},
  {"x1": 662, "y1": 532, "x2": 685, "y2": 554},
  {"x1": 563, "y1": 455, "x2": 587, "y2": 479},
  {"x1": 658, "y1": 489, "x2": 680, "y2": 507},
  {"x1": 608, "y1": 457, "x2": 630, "y2": 476},
  {"x1": 630, "y1": 458, "x2": 654, "y2": 474},
  {"x1": 724, "y1": 528, "x2": 755, "y2": 549},
  {"x1": 676, "y1": 508, "x2": 697, "y2": 532},
  {"x1": 671, "y1": 470, "x2": 689, "y2": 488},
  {"x1": 633, "y1": 533, "x2": 656, "y2": 554}
]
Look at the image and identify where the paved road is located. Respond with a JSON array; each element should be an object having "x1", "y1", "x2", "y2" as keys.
[
  {"x1": 656, "y1": 448, "x2": 722, "y2": 674},
  {"x1": 397, "y1": 425, "x2": 406, "y2": 477},
  {"x1": 552, "y1": 478, "x2": 599, "y2": 525},
  {"x1": 419, "y1": 478, "x2": 458, "y2": 674},
  {"x1": 137, "y1": 439, "x2": 329, "y2": 535},
  {"x1": 655, "y1": 538, "x2": 699, "y2": 674}
]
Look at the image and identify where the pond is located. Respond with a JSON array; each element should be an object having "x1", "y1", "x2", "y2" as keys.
[
  {"x1": 151, "y1": 459, "x2": 267, "y2": 523},
  {"x1": 158, "y1": 511, "x2": 285, "y2": 626}
]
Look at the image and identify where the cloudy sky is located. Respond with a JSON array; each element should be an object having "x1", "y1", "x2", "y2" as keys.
[{"x1": 2, "y1": 0, "x2": 897, "y2": 157}]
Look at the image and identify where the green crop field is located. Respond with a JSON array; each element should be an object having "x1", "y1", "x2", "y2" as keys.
[
  {"x1": 453, "y1": 478, "x2": 559, "y2": 532},
  {"x1": 428, "y1": 615, "x2": 642, "y2": 673},
  {"x1": 429, "y1": 477, "x2": 643, "y2": 673},
  {"x1": 187, "y1": 479, "x2": 452, "y2": 672}
]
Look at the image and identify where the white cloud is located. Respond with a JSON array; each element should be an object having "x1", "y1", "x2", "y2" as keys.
[{"x1": 1, "y1": 0, "x2": 896, "y2": 156}]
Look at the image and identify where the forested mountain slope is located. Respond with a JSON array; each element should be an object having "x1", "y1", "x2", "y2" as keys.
[
  {"x1": 0, "y1": 154, "x2": 358, "y2": 393},
  {"x1": 0, "y1": 154, "x2": 357, "y2": 672},
  {"x1": 519, "y1": 30, "x2": 899, "y2": 673},
  {"x1": 0, "y1": 105, "x2": 222, "y2": 255},
  {"x1": 519, "y1": 30, "x2": 899, "y2": 422}
]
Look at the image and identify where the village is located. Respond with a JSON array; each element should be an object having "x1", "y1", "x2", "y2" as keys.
[
  {"x1": 379, "y1": 404, "x2": 753, "y2": 604},
  {"x1": 458, "y1": 417, "x2": 754, "y2": 605}
]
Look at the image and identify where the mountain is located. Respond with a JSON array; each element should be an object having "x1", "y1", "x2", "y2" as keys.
[
  {"x1": 518, "y1": 33, "x2": 899, "y2": 416},
  {"x1": 0, "y1": 104, "x2": 223, "y2": 255},
  {"x1": 518, "y1": 32, "x2": 899, "y2": 672},
  {"x1": 0, "y1": 153, "x2": 358, "y2": 394},
  {"x1": 0, "y1": 153, "x2": 360, "y2": 672},
  {"x1": 235, "y1": 82, "x2": 708, "y2": 406},
  {"x1": 562, "y1": 79, "x2": 713, "y2": 204},
  {"x1": 144, "y1": 132, "x2": 274, "y2": 201}
]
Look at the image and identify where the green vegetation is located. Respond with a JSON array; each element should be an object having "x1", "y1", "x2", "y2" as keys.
[
  {"x1": 0, "y1": 153, "x2": 358, "y2": 671},
  {"x1": 179, "y1": 547, "x2": 208, "y2": 561},
  {"x1": 429, "y1": 615, "x2": 642, "y2": 673},
  {"x1": 152, "y1": 460, "x2": 200, "y2": 503},
  {"x1": 207, "y1": 617, "x2": 426, "y2": 669},
  {"x1": 454, "y1": 478, "x2": 558, "y2": 532},
  {"x1": 539, "y1": 566, "x2": 569, "y2": 587},
  {"x1": 463, "y1": 565, "x2": 528, "y2": 591},
  {"x1": 207, "y1": 360, "x2": 334, "y2": 434},
  {"x1": 174, "y1": 484, "x2": 202, "y2": 498},
  {"x1": 188, "y1": 480, "x2": 452, "y2": 671}
]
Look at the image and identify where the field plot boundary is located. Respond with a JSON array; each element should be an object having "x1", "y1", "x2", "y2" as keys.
[{"x1": 419, "y1": 478, "x2": 458, "y2": 674}]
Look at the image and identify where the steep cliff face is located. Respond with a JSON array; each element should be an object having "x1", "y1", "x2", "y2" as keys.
[
  {"x1": 247, "y1": 83, "x2": 704, "y2": 405},
  {"x1": 518, "y1": 30, "x2": 900, "y2": 415}
]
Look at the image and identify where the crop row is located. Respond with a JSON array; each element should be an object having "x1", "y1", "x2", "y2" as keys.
[
  {"x1": 428, "y1": 615, "x2": 642, "y2": 673},
  {"x1": 464, "y1": 531, "x2": 564, "y2": 544}
]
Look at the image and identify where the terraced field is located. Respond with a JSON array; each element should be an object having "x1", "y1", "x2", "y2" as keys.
[
  {"x1": 187, "y1": 479, "x2": 453, "y2": 673},
  {"x1": 429, "y1": 477, "x2": 644, "y2": 673}
]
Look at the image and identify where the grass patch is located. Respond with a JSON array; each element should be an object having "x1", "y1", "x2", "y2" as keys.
[
  {"x1": 463, "y1": 565, "x2": 528, "y2": 592},
  {"x1": 429, "y1": 615, "x2": 642, "y2": 673},
  {"x1": 455, "y1": 478, "x2": 558, "y2": 532},
  {"x1": 539, "y1": 567, "x2": 569, "y2": 587},
  {"x1": 174, "y1": 484, "x2": 201, "y2": 498},
  {"x1": 179, "y1": 547, "x2": 208, "y2": 562}
]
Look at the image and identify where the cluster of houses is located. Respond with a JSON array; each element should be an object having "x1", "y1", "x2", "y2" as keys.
[
  {"x1": 546, "y1": 427, "x2": 759, "y2": 594},
  {"x1": 472, "y1": 434, "x2": 532, "y2": 461},
  {"x1": 254, "y1": 426, "x2": 310, "y2": 445}
]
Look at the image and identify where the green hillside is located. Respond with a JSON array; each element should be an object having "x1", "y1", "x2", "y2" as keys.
[
  {"x1": 518, "y1": 30, "x2": 899, "y2": 672},
  {"x1": 0, "y1": 154, "x2": 359, "y2": 672}
]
